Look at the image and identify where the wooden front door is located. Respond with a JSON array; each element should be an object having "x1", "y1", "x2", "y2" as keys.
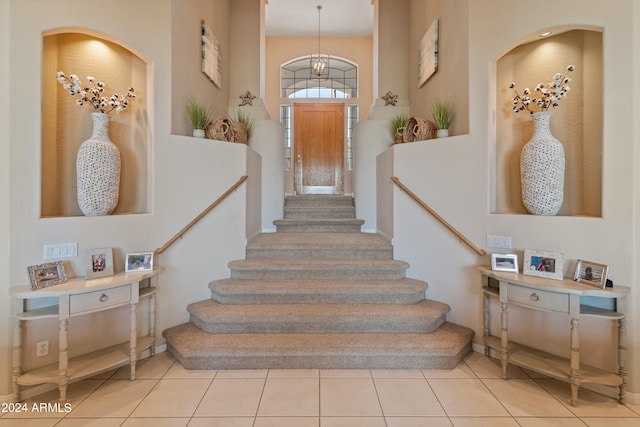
[{"x1": 293, "y1": 103, "x2": 344, "y2": 194}]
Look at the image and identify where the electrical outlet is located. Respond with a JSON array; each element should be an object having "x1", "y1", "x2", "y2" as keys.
[{"x1": 36, "y1": 340, "x2": 49, "y2": 357}]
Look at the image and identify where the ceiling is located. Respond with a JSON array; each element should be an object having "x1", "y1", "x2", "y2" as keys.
[{"x1": 265, "y1": 0, "x2": 374, "y2": 37}]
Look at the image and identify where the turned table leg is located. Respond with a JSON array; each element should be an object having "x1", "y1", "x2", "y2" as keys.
[
  {"x1": 12, "y1": 317, "x2": 23, "y2": 402},
  {"x1": 58, "y1": 318, "x2": 69, "y2": 403}
]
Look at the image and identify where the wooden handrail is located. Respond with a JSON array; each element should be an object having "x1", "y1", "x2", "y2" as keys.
[
  {"x1": 390, "y1": 176, "x2": 486, "y2": 256},
  {"x1": 155, "y1": 175, "x2": 248, "y2": 254}
]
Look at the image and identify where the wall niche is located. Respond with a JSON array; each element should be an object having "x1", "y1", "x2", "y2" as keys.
[
  {"x1": 494, "y1": 29, "x2": 602, "y2": 217},
  {"x1": 42, "y1": 32, "x2": 149, "y2": 217}
]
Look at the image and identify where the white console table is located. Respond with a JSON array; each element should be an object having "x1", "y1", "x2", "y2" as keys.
[
  {"x1": 10, "y1": 269, "x2": 158, "y2": 402},
  {"x1": 479, "y1": 266, "x2": 629, "y2": 406}
]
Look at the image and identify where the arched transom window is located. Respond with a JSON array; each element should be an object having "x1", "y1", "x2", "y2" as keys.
[{"x1": 281, "y1": 56, "x2": 358, "y2": 99}]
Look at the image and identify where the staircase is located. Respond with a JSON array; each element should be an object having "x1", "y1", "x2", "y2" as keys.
[{"x1": 163, "y1": 195, "x2": 474, "y2": 370}]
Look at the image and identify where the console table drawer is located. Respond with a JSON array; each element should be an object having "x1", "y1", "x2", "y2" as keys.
[
  {"x1": 507, "y1": 284, "x2": 568, "y2": 313},
  {"x1": 70, "y1": 285, "x2": 131, "y2": 314}
]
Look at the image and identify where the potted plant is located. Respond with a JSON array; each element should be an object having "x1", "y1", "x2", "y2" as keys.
[
  {"x1": 185, "y1": 96, "x2": 214, "y2": 137},
  {"x1": 432, "y1": 99, "x2": 454, "y2": 138},
  {"x1": 230, "y1": 108, "x2": 255, "y2": 142},
  {"x1": 390, "y1": 114, "x2": 408, "y2": 144}
]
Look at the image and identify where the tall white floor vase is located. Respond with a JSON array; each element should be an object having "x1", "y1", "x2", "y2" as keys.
[
  {"x1": 520, "y1": 111, "x2": 565, "y2": 215},
  {"x1": 77, "y1": 112, "x2": 121, "y2": 216}
]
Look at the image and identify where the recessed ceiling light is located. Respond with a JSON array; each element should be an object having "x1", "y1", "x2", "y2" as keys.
[{"x1": 539, "y1": 31, "x2": 552, "y2": 37}]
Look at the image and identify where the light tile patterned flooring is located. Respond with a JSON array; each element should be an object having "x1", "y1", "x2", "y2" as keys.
[{"x1": 2, "y1": 351, "x2": 639, "y2": 426}]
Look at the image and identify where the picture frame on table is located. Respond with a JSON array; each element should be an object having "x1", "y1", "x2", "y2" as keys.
[
  {"x1": 574, "y1": 259, "x2": 609, "y2": 289},
  {"x1": 85, "y1": 247, "x2": 114, "y2": 280},
  {"x1": 491, "y1": 253, "x2": 519, "y2": 273},
  {"x1": 28, "y1": 261, "x2": 67, "y2": 290},
  {"x1": 523, "y1": 250, "x2": 563, "y2": 280},
  {"x1": 125, "y1": 252, "x2": 154, "y2": 273}
]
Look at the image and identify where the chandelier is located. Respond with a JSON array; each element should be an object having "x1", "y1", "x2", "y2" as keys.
[{"x1": 310, "y1": 5, "x2": 329, "y2": 79}]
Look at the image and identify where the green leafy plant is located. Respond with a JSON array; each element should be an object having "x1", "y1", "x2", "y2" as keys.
[
  {"x1": 432, "y1": 99, "x2": 454, "y2": 130},
  {"x1": 229, "y1": 108, "x2": 255, "y2": 140},
  {"x1": 185, "y1": 97, "x2": 214, "y2": 130},
  {"x1": 390, "y1": 114, "x2": 408, "y2": 136}
]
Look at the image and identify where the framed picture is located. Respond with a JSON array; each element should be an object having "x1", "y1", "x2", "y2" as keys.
[
  {"x1": 85, "y1": 248, "x2": 114, "y2": 280},
  {"x1": 523, "y1": 250, "x2": 563, "y2": 280},
  {"x1": 28, "y1": 261, "x2": 67, "y2": 290},
  {"x1": 491, "y1": 253, "x2": 519, "y2": 273},
  {"x1": 201, "y1": 20, "x2": 222, "y2": 88},
  {"x1": 574, "y1": 259, "x2": 609, "y2": 288},
  {"x1": 125, "y1": 252, "x2": 154, "y2": 273},
  {"x1": 418, "y1": 19, "x2": 439, "y2": 87}
]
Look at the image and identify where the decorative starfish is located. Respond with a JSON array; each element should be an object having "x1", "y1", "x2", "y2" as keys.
[
  {"x1": 382, "y1": 91, "x2": 398, "y2": 106},
  {"x1": 239, "y1": 90, "x2": 256, "y2": 106}
]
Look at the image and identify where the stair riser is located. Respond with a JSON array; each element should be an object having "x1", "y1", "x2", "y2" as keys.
[
  {"x1": 210, "y1": 293, "x2": 426, "y2": 305},
  {"x1": 285, "y1": 196, "x2": 354, "y2": 208},
  {"x1": 190, "y1": 317, "x2": 445, "y2": 334},
  {"x1": 246, "y1": 248, "x2": 393, "y2": 260},
  {"x1": 284, "y1": 208, "x2": 356, "y2": 219},
  {"x1": 230, "y1": 269, "x2": 407, "y2": 280},
  {"x1": 276, "y1": 224, "x2": 362, "y2": 233},
  {"x1": 167, "y1": 344, "x2": 472, "y2": 371}
]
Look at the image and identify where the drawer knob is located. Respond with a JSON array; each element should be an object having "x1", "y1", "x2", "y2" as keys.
[
  {"x1": 99, "y1": 293, "x2": 109, "y2": 303},
  {"x1": 530, "y1": 293, "x2": 539, "y2": 302}
]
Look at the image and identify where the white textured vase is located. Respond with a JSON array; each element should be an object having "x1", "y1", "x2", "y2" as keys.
[
  {"x1": 520, "y1": 111, "x2": 565, "y2": 215},
  {"x1": 77, "y1": 112, "x2": 121, "y2": 216}
]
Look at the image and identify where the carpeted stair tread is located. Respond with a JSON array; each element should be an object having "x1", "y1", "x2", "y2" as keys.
[
  {"x1": 187, "y1": 299, "x2": 448, "y2": 334},
  {"x1": 284, "y1": 206, "x2": 356, "y2": 219},
  {"x1": 163, "y1": 321, "x2": 474, "y2": 370},
  {"x1": 209, "y1": 278, "x2": 428, "y2": 304},
  {"x1": 246, "y1": 232, "x2": 393, "y2": 259},
  {"x1": 163, "y1": 193, "x2": 475, "y2": 371},
  {"x1": 229, "y1": 258, "x2": 409, "y2": 280}
]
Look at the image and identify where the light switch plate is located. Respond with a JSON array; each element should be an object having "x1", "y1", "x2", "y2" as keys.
[
  {"x1": 44, "y1": 242, "x2": 78, "y2": 260},
  {"x1": 487, "y1": 235, "x2": 512, "y2": 249}
]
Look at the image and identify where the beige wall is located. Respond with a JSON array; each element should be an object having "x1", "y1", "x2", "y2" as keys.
[
  {"x1": 0, "y1": 0, "x2": 11, "y2": 403},
  {"x1": 230, "y1": 0, "x2": 262, "y2": 104},
  {"x1": 171, "y1": 0, "x2": 230, "y2": 136},
  {"x1": 377, "y1": 0, "x2": 409, "y2": 100},
  {"x1": 408, "y1": 0, "x2": 469, "y2": 136}
]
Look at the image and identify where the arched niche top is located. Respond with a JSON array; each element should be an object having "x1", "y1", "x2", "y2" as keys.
[
  {"x1": 41, "y1": 30, "x2": 149, "y2": 217},
  {"x1": 493, "y1": 28, "x2": 603, "y2": 217},
  {"x1": 42, "y1": 27, "x2": 150, "y2": 64}
]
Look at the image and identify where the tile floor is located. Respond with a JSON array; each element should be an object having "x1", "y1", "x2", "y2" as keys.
[{"x1": 2, "y1": 351, "x2": 639, "y2": 427}]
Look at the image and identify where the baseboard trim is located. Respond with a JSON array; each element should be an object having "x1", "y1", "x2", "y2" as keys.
[{"x1": 471, "y1": 344, "x2": 639, "y2": 404}]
